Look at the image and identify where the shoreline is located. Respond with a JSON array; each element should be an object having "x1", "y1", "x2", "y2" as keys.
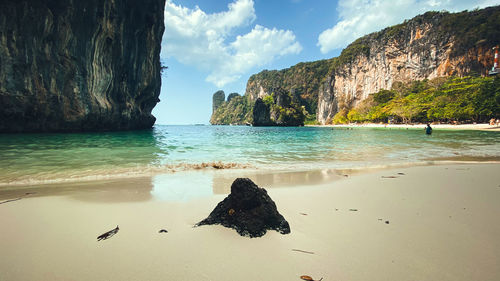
[
  {"x1": 307, "y1": 123, "x2": 500, "y2": 131},
  {"x1": 0, "y1": 162, "x2": 499, "y2": 281},
  {"x1": 1, "y1": 158, "x2": 500, "y2": 190}
]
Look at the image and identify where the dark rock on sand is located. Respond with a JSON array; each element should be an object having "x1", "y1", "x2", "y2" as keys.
[{"x1": 196, "y1": 178, "x2": 290, "y2": 238}]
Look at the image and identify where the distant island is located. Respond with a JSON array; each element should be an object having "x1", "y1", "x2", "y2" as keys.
[{"x1": 211, "y1": 6, "x2": 500, "y2": 126}]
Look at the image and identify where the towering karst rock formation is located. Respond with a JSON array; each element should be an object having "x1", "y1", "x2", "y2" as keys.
[
  {"x1": 212, "y1": 90, "x2": 225, "y2": 114},
  {"x1": 0, "y1": 0, "x2": 165, "y2": 132},
  {"x1": 214, "y1": 6, "x2": 500, "y2": 125}
]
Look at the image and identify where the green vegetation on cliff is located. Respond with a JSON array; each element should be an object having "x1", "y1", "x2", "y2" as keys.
[
  {"x1": 247, "y1": 58, "x2": 333, "y2": 116},
  {"x1": 210, "y1": 88, "x2": 306, "y2": 126},
  {"x1": 261, "y1": 88, "x2": 306, "y2": 126},
  {"x1": 325, "y1": 6, "x2": 500, "y2": 80},
  {"x1": 335, "y1": 76, "x2": 500, "y2": 124},
  {"x1": 210, "y1": 95, "x2": 253, "y2": 125},
  {"x1": 246, "y1": 6, "x2": 500, "y2": 121},
  {"x1": 211, "y1": 6, "x2": 500, "y2": 125}
]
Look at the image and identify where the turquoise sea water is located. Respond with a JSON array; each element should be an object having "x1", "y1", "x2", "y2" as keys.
[{"x1": 0, "y1": 125, "x2": 499, "y2": 186}]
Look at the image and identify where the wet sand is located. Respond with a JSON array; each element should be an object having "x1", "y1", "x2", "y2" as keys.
[{"x1": 0, "y1": 163, "x2": 499, "y2": 281}]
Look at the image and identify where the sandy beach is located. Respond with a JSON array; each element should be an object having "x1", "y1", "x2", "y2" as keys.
[
  {"x1": 308, "y1": 123, "x2": 500, "y2": 131},
  {"x1": 0, "y1": 163, "x2": 499, "y2": 281}
]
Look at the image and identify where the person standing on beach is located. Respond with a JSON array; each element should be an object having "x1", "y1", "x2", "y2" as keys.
[{"x1": 425, "y1": 124, "x2": 432, "y2": 135}]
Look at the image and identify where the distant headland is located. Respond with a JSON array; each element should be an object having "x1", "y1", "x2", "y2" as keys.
[{"x1": 211, "y1": 6, "x2": 500, "y2": 126}]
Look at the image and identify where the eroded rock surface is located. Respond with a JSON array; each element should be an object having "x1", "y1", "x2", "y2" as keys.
[
  {"x1": 0, "y1": 0, "x2": 165, "y2": 132},
  {"x1": 212, "y1": 90, "x2": 225, "y2": 114}
]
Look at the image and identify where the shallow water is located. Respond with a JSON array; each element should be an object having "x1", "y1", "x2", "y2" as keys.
[{"x1": 0, "y1": 125, "x2": 499, "y2": 186}]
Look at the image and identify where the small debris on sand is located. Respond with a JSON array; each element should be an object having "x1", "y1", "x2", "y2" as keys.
[
  {"x1": 385, "y1": 220, "x2": 390, "y2": 224},
  {"x1": 349, "y1": 209, "x2": 358, "y2": 211},
  {"x1": 97, "y1": 226, "x2": 119, "y2": 241},
  {"x1": 0, "y1": 192, "x2": 37, "y2": 205},
  {"x1": 299, "y1": 213, "x2": 308, "y2": 216},
  {"x1": 397, "y1": 172, "x2": 405, "y2": 175},
  {"x1": 382, "y1": 176, "x2": 398, "y2": 178},
  {"x1": 159, "y1": 229, "x2": 168, "y2": 233},
  {"x1": 300, "y1": 275, "x2": 323, "y2": 281},
  {"x1": 0, "y1": 198, "x2": 22, "y2": 205},
  {"x1": 292, "y1": 249, "x2": 315, "y2": 255}
]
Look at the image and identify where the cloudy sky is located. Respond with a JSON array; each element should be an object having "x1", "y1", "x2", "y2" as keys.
[{"x1": 154, "y1": 0, "x2": 499, "y2": 124}]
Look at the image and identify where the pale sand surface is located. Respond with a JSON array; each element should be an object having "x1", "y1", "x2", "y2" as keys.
[
  {"x1": 0, "y1": 164, "x2": 499, "y2": 281},
  {"x1": 308, "y1": 123, "x2": 500, "y2": 131}
]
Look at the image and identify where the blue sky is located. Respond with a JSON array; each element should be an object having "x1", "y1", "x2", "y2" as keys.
[{"x1": 154, "y1": 0, "x2": 499, "y2": 125}]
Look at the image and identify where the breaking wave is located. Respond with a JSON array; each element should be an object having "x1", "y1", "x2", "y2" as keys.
[{"x1": 0, "y1": 162, "x2": 253, "y2": 187}]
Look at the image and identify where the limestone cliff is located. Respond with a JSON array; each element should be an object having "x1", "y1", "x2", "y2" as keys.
[
  {"x1": 212, "y1": 90, "x2": 225, "y2": 113},
  {"x1": 0, "y1": 0, "x2": 165, "y2": 132},
  {"x1": 245, "y1": 59, "x2": 331, "y2": 116},
  {"x1": 244, "y1": 6, "x2": 500, "y2": 124}
]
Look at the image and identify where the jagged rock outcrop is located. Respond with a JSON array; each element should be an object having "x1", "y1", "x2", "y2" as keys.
[
  {"x1": 244, "y1": 6, "x2": 500, "y2": 124},
  {"x1": 0, "y1": 0, "x2": 165, "y2": 132},
  {"x1": 212, "y1": 90, "x2": 225, "y2": 113},
  {"x1": 196, "y1": 178, "x2": 290, "y2": 238}
]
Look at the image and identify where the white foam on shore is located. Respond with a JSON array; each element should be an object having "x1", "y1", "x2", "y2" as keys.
[
  {"x1": 1, "y1": 158, "x2": 498, "y2": 188},
  {"x1": 0, "y1": 162, "x2": 253, "y2": 187}
]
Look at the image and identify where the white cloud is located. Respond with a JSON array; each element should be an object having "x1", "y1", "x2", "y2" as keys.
[
  {"x1": 318, "y1": 0, "x2": 500, "y2": 54},
  {"x1": 162, "y1": 0, "x2": 302, "y2": 87}
]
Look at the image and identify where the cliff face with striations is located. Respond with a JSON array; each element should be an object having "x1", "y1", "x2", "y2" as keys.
[
  {"x1": 0, "y1": 0, "x2": 165, "y2": 132},
  {"x1": 317, "y1": 7, "x2": 499, "y2": 124},
  {"x1": 244, "y1": 6, "x2": 500, "y2": 124}
]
